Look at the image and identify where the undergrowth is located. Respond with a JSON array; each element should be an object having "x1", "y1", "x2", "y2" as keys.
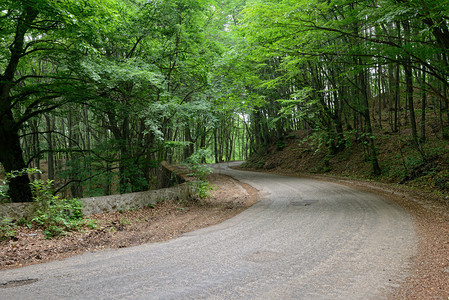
[
  {"x1": 31, "y1": 179, "x2": 86, "y2": 239},
  {"x1": 0, "y1": 218, "x2": 17, "y2": 241},
  {"x1": 243, "y1": 128, "x2": 449, "y2": 199},
  {"x1": 1, "y1": 169, "x2": 96, "y2": 240},
  {"x1": 185, "y1": 149, "x2": 213, "y2": 199}
]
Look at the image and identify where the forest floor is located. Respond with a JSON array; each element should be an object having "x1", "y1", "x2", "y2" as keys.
[{"x1": 0, "y1": 173, "x2": 259, "y2": 271}]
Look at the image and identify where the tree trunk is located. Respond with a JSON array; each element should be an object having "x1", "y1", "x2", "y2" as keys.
[
  {"x1": 403, "y1": 21, "x2": 419, "y2": 144},
  {"x1": 0, "y1": 6, "x2": 38, "y2": 202},
  {"x1": 377, "y1": 64, "x2": 382, "y2": 128},
  {"x1": 119, "y1": 116, "x2": 130, "y2": 194},
  {"x1": 68, "y1": 109, "x2": 83, "y2": 198},
  {"x1": 31, "y1": 119, "x2": 41, "y2": 180},
  {"x1": 0, "y1": 113, "x2": 33, "y2": 202},
  {"x1": 45, "y1": 114, "x2": 55, "y2": 181},
  {"x1": 214, "y1": 128, "x2": 219, "y2": 163},
  {"x1": 394, "y1": 62, "x2": 400, "y2": 132},
  {"x1": 404, "y1": 63, "x2": 418, "y2": 139},
  {"x1": 420, "y1": 68, "x2": 427, "y2": 142},
  {"x1": 183, "y1": 126, "x2": 194, "y2": 160},
  {"x1": 360, "y1": 67, "x2": 381, "y2": 175},
  {"x1": 388, "y1": 64, "x2": 394, "y2": 131}
]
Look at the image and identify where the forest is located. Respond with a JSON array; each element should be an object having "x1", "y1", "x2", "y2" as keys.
[{"x1": 1, "y1": 0, "x2": 449, "y2": 203}]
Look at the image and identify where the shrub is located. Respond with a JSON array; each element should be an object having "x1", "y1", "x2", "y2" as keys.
[
  {"x1": 0, "y1": 218, "x2": 16, "y2": 241},
  {"x1": 185, "y1": 149, "x2": 213, "y2": 199},
  {"x1": 276, "y1": 140, "x2": 286, "y2": 150},
  {"x1": 31, "y1": 180, "x2": 84, "y2": 239},
  {"x1": 1, "y1": 168, "x2": 94, "y2": 240}
]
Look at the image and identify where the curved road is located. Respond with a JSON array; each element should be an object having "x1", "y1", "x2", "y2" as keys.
[{"x1": 0, "y1": 163, "x2": 416, "y2": 299}]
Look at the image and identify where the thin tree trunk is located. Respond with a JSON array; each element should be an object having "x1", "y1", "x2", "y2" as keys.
[
  {"x1": 378, "y1": 64, "x2": 382, "y2": 128},
  {"x1": 421, "y1": 69, "x2": 427, "y2": 142},
  {"x1": 388, "y1": 64, "x2": 394, "y2": 131},
  {"x1": 44, "y1": 114, "x2": 55, "y2": 181},
  {"x1": 360, "y1": 67, "x2": 381, "y2": 175},
  {"x1": 68, "y1": 109, "x2": 83, "y2": 198},
  {"x1": 31, "y1": 119, "x2": 41, "y2": 180},
  {"x1": 394, "y1": 62, "x2": 400, "y2": 132}
]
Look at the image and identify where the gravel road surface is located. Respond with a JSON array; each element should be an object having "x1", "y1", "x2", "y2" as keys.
[{"x1": 0, "y1": 162, "x2": 416, "y2": 299}]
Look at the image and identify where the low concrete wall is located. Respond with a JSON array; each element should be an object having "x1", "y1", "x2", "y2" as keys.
[
  {"x1": 0, "y1": 183, "x2": 192, "y2": 220},
  {"x1": 157, "y1": 161, "x2": 187, "y2": 189},
  {"x1": 0, "y1": 202, "x2": 39, "y2": 221},
  {"x1": 81, "y1": 184, "x2": 192, "y2": 215}
]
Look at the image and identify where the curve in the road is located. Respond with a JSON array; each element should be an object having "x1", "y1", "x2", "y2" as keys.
[{"x1": 0, "y1": 163, "x2": 416, "y2": 299}]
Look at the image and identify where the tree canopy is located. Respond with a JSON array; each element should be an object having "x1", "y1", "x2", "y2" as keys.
[{"x1": 1, "y1": 0, "x2": 449, "y2": 202}]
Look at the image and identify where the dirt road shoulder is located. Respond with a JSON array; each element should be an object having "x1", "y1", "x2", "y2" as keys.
[{"x1": 0, "y1": 174, "x2": 259, "y2": 271}]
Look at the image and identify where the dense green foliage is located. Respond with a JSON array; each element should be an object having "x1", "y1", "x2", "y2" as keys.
[
  {"x1": 0, "y1": 218, "x2": 16, "y2": 241},
  {"x1": 1, "y1": 0, "x2": 449, "y2": 202},
  {"x1": 31, "y1": 179, "x2": 85, "y2": 238},
  {"x1": 1, "y1": 169, "x2": 90, "y2": 239},
  {"x1": 185, "y1": 149, "x2": 214, "y2": 199},
  {"x1": 0, "y1": 0, "x2": 251, "y2": 202},
  {"x1": 1, "y1": 177, "x2": 90, "y2": 240},
  {"x1": 239, "y1": 0, "x2": 449, "y2": 176}
]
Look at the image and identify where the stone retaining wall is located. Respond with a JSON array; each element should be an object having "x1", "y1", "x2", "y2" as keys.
[
  {"x1": 0, "y1": 183, "x2": 192, "y2": 220},
  {"x1": 0, "y1": 202, "x2": 39, "y2": 221},
  {"x1": 81, "y1": 184, "x2": 192, "y2": 216}
]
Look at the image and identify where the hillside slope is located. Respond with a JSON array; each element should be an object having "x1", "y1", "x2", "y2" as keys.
[{"x1": 243, "y1": 127, "x2": 449, "y2": 199}]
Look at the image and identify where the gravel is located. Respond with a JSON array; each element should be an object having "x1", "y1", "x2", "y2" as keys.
[{"x1": 257, "y1": 168, "x2": 449, "y2": 299}]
